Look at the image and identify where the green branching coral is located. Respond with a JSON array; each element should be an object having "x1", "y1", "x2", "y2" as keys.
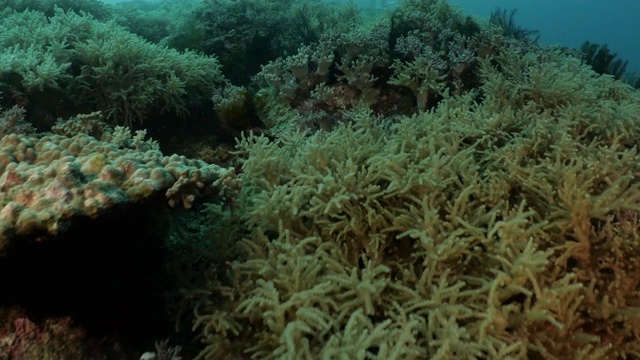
[
  {"x1": 110, "y1": 0, "x2": 203, "y2": 48},
  {"x1": 0, "y1": 0, "x2": 112, "y2": 19},
  {"x1": 479, "y1": 47, "x2": 599, "y2": 111},
  {"x1": 388, "y1": 46, "x2": 447, "y2": 111},
  {"x1": 0, "y1": 8, "x2": 224, "y2": 126},
  {"x1": 192, "y1": 31, "x2": 640, "y2": 359}
]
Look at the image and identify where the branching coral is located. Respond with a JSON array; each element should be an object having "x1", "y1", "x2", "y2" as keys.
[
  {"x1": 193, "y1": 32, "x2": 640, "y2": 358},
  {"x1": 0, "y1": 8, "x2": 224, "y2": 125},
  {"x1": 0, "y1": 0, "x2": 111, "y2": 19},
  {"x1": 0, "y1": 105, "x2": 35, "y2": 137},
  {"x1": 388, "y1": 48, "x2": 447, "y2": 111},
  {"x1": 194, "y1": 0, "x2": 359, "y2": 85}
]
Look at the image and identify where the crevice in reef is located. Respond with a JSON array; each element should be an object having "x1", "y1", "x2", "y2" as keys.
[{"x1": 0, "y1": 200, "x2": 174, "y2": 352}]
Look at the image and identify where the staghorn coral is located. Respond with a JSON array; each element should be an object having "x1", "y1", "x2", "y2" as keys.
[
  {"x1": 192, "y1": 24, "x2": 640, "y2": 359},
  {"x1": 140, "y1": 339, "x2": 183, "y2": 360},
  {"x1": 51, "y1": 111, "x2": 108, "y2": 139},
  {"x1": 388, "y1": 46, "x2": 447, "y2": 111}
]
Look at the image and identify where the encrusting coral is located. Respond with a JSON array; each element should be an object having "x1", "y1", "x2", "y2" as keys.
[{"x1": 191, "y1": 2, "x2": 640, "y2": 359}]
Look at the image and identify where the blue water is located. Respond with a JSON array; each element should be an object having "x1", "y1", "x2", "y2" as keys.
[{"x1": 450, "y1": 0, "x2": 639, "y2": 75}]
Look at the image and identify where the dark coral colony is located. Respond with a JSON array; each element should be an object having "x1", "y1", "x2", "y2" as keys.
[{"x1": 0, "y1": 0, "x2": 639, "y2": 359}]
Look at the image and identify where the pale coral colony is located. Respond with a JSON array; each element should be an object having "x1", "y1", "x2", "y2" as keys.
[{"x1": 0, "y1": 0, "x2": 640, "y2": 359}]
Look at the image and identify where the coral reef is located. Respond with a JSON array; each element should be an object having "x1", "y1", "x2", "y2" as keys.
[
  {"x1": 0, "y1": 7, "x2": 224, "y2": 125},
  {"x1": 0, "y1": 105, "x2": 35, "y2": 137},
  {"x1": 0, "y1": 0, "x2": 112, "y2": 19},
  {"x1": 248, "y1": 0, "x2": 489, "y2": 135},
  {"x1": 0, "y1": 307, "x2": 126, "y2": 360},
  {"x1": 1, "y1": 0, "x2": 640, "y2": 358},
  {"x1": 0, "y1": 112, "x2": 239, "y2": 248},
  {"x1": 190, "y1": 1, "x2": 640, "y2": 359},
  {"x1": 196, "y1": 69, "x2": 640, "y2": 359},
  {"x1": 193, "y1": 0, "x2": 360, "y2": 84}
]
